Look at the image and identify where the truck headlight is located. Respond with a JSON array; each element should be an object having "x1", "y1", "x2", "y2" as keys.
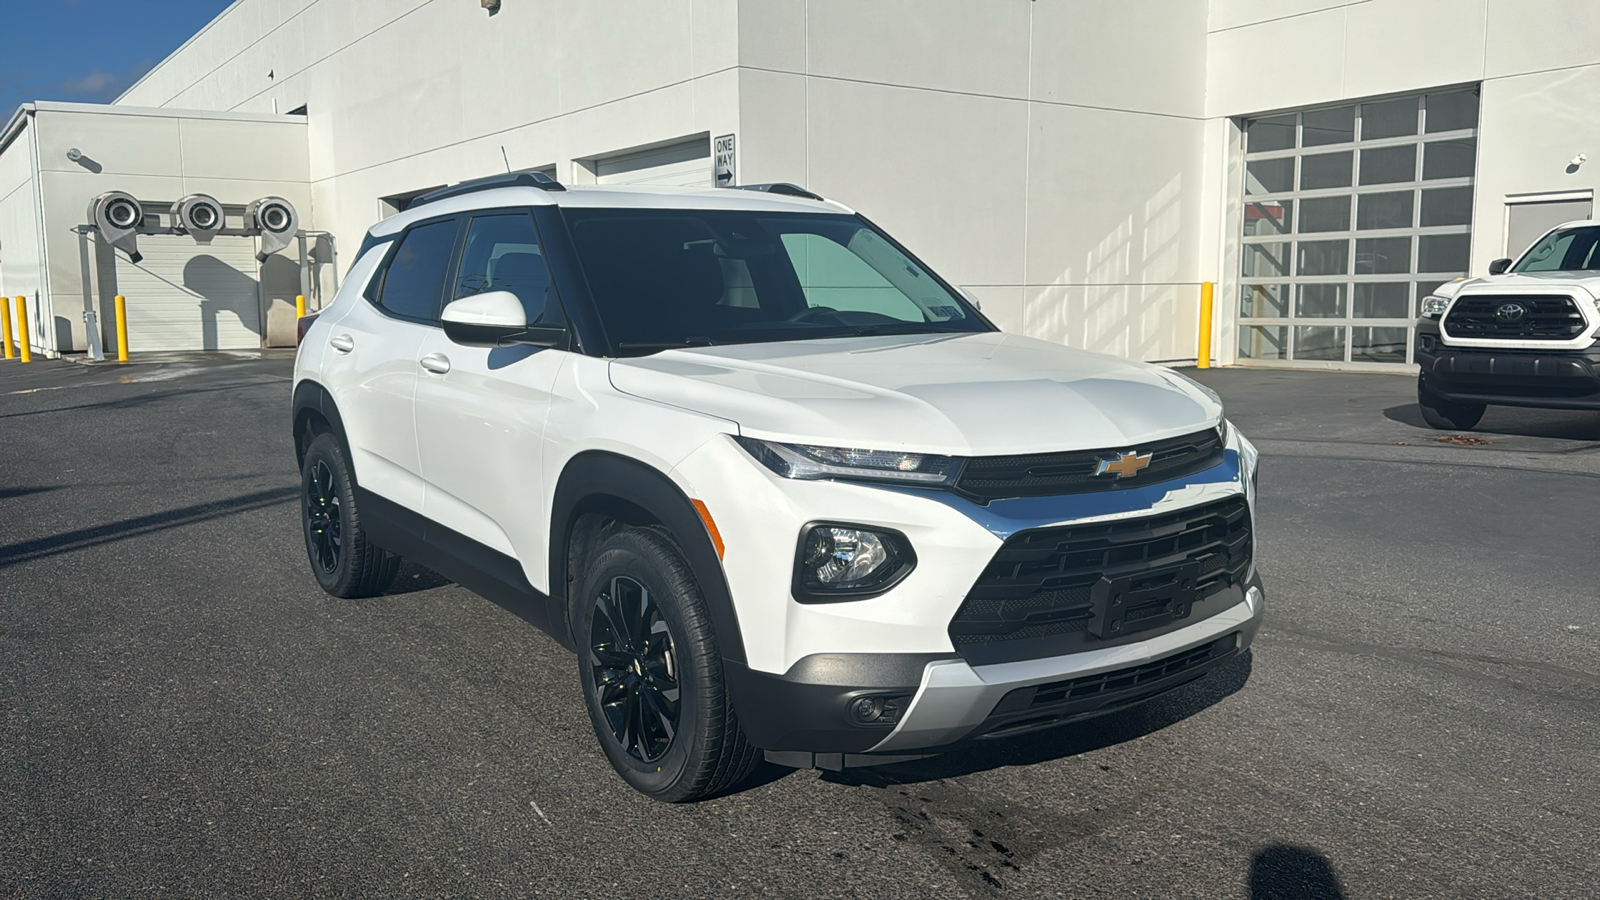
[
  {"x1": 735, "y1": 436, "x2": 963, "y2": 486},
  {"x1": 793, "y1": 523, "x2": 915, "y2": 602},
  {"x1": 1421, "y1": 295, "x2": 1449, "y2": 318}
]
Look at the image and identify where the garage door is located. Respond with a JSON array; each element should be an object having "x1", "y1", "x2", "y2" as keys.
[
  {"x1": 113, "y1": 235, "x2": 262, "y2": 352},
  {"x1": 595, "y1": 138, "x2": 711, "y2": 187}
]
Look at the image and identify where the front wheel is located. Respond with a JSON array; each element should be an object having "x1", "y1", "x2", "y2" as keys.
[
  {"x1": 1417, "y1": 377, "x2": 1486, "y2": 430},
  {"x1": 575, "y1": 528, "x2": 759, "y2": 802}
]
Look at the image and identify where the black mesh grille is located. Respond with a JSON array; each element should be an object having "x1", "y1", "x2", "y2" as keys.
[
  {"x1": 954, "y1": 428, "x2": 1226, "y2": 502},
  {"x1": 1444, "y1": 296, "x2": 1588, "y2": 340},
  {"x1": 949, "y1": 497, "x2": 1252, "y2": 665}
]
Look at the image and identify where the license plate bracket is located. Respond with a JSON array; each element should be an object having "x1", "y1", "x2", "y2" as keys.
[{"x1": 1089, "y1": 561, "x2": 1202, "y2": 640}]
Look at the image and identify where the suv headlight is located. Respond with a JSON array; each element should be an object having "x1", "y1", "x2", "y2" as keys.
[
  {"x1": 735, "y1": 436, "x2": 963, "y2": 486},
  {"x1": 793, "y1": 523, "x2": 916, "y2": 602},
  {"x1": 1421, "y1": 295, "x2": 1449, "y2": 318}
]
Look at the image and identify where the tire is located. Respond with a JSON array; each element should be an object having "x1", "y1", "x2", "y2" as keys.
[
  {"x1": 1417, "y1": 376, "x2": 1486, "y2": 431},
  {"x1": 300, "y1": 432, "x2": 400, "y2": 598},
  {"x1": 575, "y1": 527, "x2": 760, "y2": 802}
]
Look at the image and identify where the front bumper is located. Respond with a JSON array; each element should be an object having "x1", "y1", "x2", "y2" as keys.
[
  {"x1": 741, "y1": 577, "x2": 1264, "y2": 768},
  {"x1": 1417, "y1": 320, "x2": 1600, "y2": 409}
]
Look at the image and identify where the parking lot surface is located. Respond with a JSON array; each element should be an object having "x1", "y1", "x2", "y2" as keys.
[{"x1": 2, "y1": 356, "x2": 1597, "y2": 899}]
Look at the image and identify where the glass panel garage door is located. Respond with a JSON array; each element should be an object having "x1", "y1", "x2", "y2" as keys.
[{"x1": 1237, "y1": 89, "x2": 1478, "y2": 367}]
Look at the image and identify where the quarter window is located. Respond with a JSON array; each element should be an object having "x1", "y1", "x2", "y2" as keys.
[{"x1": 377, "y1": 219, "x2": 459, "y2": 321}]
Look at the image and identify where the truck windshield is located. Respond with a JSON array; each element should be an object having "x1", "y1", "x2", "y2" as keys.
[
  {"x1": 562, "y1": 208, "x2": 990, "y2": 355},
  {"x1": 1512, "y1": 225, "x2": 1600, "y2": 273}
]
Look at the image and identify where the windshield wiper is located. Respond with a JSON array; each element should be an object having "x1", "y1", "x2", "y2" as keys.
[
  {"x1": 615, "y1": 336, "x2": 724, "y2": 351},
  {"x1": 836, "y1": 324, "x2": 952, "y2": 338}
]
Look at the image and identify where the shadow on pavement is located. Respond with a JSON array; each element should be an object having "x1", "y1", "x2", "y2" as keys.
[
  {"x1": 826, "y1": 650, "x2": 1253, "y2": 787},
  {"x1": 0, "y1": 485, "x2": 63, "y2": 501},
  {"x1": 1249, "y1": 844, "x2": 1346, "y2": 899},
  {"x1": 382, "y1": 560, "x2": 455, "y2": 595},
  {"x1": 1384, "y1": 403, "x2": 1600, "y2": 440},
  {"x1": 0, "y1": 486, "x2": 298, "y2": 566}
]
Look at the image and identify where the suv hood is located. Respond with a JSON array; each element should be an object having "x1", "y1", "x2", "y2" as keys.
[{"x1": 608, "y1": 332, "x2": 1221, "y2": 456}]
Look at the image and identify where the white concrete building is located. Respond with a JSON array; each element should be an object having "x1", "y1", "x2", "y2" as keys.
[{"x1": 3, "y1": 0, "x2": 1599, "y2": 370}]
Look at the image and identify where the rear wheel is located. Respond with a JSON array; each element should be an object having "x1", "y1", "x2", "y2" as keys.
[
  {"x1": 575, "y1": 527, "x2": 759, "y2": 802},
  {"x1": 1417, "y1": 376, "x2": 1486, "y2": 430},
  {"x1": 301, "y1": 432, "x2": 400, "y2": 597}
]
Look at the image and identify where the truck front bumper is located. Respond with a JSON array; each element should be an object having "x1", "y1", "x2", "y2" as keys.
[{"x1": 1416, "y1": 323, "x2": 1600, "y2": 409}]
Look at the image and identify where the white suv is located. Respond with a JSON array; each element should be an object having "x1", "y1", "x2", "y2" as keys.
[{"x1": 292, "y1": 173, "x2": 1265, "y2": 801}]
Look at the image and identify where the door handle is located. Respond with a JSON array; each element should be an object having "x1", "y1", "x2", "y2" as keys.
[
  {"x1": 329, "y1": 333, "x2": 355, "y2": 353},
  {"x1": 419, "y1": 353, "x2": 451, "y2": 374}
]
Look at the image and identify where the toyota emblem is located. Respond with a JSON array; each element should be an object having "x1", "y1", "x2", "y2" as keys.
[{"x1": 1495, "y1": 302, "x2": 1527, "y2": 321}]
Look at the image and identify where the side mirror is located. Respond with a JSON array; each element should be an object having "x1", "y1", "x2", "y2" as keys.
[
  {"x1": 442, "y1": 291, "x2": 564, "y2": 348},
  {"x1": 1488, "y1": 258, "x2": 1512, "y2": 275},
  {"x1": 958, "y1": 286, "x2": 983, "y2": 310}
]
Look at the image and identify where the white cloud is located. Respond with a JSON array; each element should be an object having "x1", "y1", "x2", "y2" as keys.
[{"x1": 60, "y1": 70, "x2": 124, "y2": 99}]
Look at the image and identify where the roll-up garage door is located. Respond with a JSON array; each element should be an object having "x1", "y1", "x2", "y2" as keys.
[
  {"x1": 595, "y1": 138, "x2": 712, "y2": 187},
  {"x1": 113, "y1": 235, "x2": 262, "y2": 351}
]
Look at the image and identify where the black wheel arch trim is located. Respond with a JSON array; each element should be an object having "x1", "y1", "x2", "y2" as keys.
[
  {"x1": 550, "y1": 450, "x2": 746, "y2": 665},
  {"x1": 292, "y1": 379, "x2": 352, "y2": 473}
]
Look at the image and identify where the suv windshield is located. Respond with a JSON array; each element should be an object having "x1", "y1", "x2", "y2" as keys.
[
  {"x1": 1512, "y1": 224, "x2": 1600, "y2": 273},
  {"x1": 563, "y1": 208, "x2": 990, "y2": 355}
]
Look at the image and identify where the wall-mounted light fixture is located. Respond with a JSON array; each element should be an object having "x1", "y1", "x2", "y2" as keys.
[{"x1": 481, "y1": 0, "x2": 501, "y2": 12}]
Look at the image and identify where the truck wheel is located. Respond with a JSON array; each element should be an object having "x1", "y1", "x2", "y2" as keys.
[
  {"x1": 1417, "y1": 377, "x2": 1486, "y2": 430},
  {"x1": 300, "y1": 432, "x2": 400, "y2": 597},
  {"x1": 575, "y1": 527, "x2": 759, "y2": 802}
]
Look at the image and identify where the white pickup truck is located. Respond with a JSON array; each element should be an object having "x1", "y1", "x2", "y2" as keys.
[{"x1": 1416, "y1": 221, "x2": 1600, "y2": 429}]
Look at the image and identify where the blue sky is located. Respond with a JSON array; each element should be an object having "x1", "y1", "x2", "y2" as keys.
[{"x1": 1, "y1": 1, "x2": 234, "y2": 117}]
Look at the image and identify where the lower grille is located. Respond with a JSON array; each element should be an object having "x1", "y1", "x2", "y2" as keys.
[
  {"x1": 949, "y1": 496, "x2": 1252, "y2": 665},
  {"x1": 1444, "y1": 295, "x2": 1587, "y2": 340},
  {"x1": 1026, "y1": 636, "x2": 1230, "y2": 709},
  {"x1": 974, "y1": 634, "x2": 1240, "y2": 740}
]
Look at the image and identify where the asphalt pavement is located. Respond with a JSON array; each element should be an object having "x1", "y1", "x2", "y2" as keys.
[{"x1": 1, "y1": 355, "x2": 1597, "y2": 899}]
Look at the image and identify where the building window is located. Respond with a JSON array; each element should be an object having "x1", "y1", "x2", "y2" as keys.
[{"x1": 1238, "y1": 89, "x2": 1479, "y2": 367}]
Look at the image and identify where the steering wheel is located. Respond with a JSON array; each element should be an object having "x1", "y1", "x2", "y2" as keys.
[{"x1": 787, "y1": 306, "x2": 842, "y2": 323}]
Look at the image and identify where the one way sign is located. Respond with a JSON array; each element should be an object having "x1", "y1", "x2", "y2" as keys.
[{"x1": 714, "y1": 134, "x2": 736, "y2": 186}]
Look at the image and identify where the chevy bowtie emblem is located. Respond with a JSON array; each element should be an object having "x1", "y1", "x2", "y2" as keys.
[{"x1": 1095, "y1": 450, "x2": 1152, "y2": 479}]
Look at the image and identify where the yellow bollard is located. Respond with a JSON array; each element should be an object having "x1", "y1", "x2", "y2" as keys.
[
  {"x1": 0, "y1": 294, "x2": 12, "y2": 360},
  {"x1": 295, "y1": 294, "x2": 306, "y2": 319},
  {"x1": 1197, "y1": 281, "x2": 1214, "y2": 370},
  {"x1": 15, "y1": 296, "x2": 31, "y2": 363},
  {"x1": 115, "y1": 295, "x2": 129, "y2": 363}
]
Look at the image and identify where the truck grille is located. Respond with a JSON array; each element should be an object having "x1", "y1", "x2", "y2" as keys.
[
  {"x1": 948, "y1": 496, "x2": 1251, "y2": 666},
  {"x1": 954, "y1": 428, "x2": 1225, "y2": 503},
  {"x1": 1443, "y1": 295, "x2": 1588, "y2": 340}
]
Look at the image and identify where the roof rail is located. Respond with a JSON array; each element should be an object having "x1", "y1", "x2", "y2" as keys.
[
  {"x1": 412, "y1": 171, "x2": 565, "y2": 206},
  {"x1": 731, "y1": 182, "x2": 825, "y2": 202}
]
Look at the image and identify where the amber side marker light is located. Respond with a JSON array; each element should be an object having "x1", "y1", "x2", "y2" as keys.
[{"x1": 691, "y1": 499, "x2": 725, "y2": 559}]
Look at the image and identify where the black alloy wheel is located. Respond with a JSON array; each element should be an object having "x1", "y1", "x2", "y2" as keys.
[
  {"x1": 574, "y1": 527, "x2": 759, "y2": 801},
  {"x1": 305, "y1": 459, "x2": 343, "y2": 575},
  {"x1": 299, "y1": 432, "x2": 400, "y2": 598},
  {"x1": 588, "y1": 575, "x2": 681, "y2": 763}
]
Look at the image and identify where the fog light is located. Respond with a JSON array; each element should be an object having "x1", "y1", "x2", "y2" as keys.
[
  {"x1": 793, "y1": 523, "x2": 915, "y2": 602},
  {"x1": 847, "y1": 695, "x2": 909, "y2": 726}
]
